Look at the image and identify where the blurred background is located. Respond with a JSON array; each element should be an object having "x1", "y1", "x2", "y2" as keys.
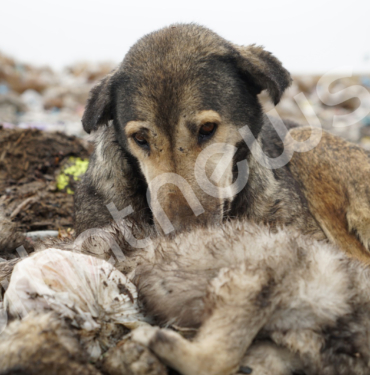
[
  {"x1": 0, "y1": 0, "x2": 369, "y2": 238},
  {"x1": 0, "y1": 0, "x2": 369, "y2": 141},
  {"x1": 1, "y1": 0, "x2": 369, "y2": 72}
]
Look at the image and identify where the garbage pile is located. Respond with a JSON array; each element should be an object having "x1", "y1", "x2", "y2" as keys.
[
  {"x1": 5, "y1": 248, "x2": 145, "y2": 359},
  {"x1": 0, "y1": 248, "x2": 167, "y2": 375},
  {"x1": 1, "y1": 50, "x2": 369, "y2": 145},
  {"x1": 0, "y1": 51, "x2": 115, "y2": 136},
  {"x1": 260, "y1": 74, "x2": 370, "y2": 149}
]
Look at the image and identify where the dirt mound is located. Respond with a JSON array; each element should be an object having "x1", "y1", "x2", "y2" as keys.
[{"x1": 0, "y1": 126, "x2": 92, "y2": 238}]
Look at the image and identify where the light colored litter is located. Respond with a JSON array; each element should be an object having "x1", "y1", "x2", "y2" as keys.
[
  {"x1": 25, "y1": 230, "x2": 59, "y2": 239},
  {"x1": 0, "y1": 51, "x2": 116, "y2": 136},
  {"x1": 56, "y1": 156, "x2": 89, "y2": 194},
  {"x1": 4, "y1": 248, "x2": 145, "y2": 359},
  {"x1": 258, "y1": 74, "x2": 370, "y2": 146},
  {"x1": 0, "y1": 50, "x2": 369, "y2": 142}
]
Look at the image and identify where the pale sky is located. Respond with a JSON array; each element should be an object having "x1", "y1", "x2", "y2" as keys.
[{"x1": 1, "y1": 0, "x2": 369, "y2": 73}]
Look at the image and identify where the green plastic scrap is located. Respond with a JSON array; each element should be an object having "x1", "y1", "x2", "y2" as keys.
[{"x1": 56, "y1": 157, "x2": 89, "y2": 194}]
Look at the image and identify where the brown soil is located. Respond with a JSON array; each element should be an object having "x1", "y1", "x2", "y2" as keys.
[{"x1": 0, "y1": 126, "x2": 92, "y2": 233}]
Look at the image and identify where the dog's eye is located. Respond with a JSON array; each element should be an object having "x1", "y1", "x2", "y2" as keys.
[
  {"x1": 133, "y1": 133, "x2": 149, "y2": 149},
  {"x1": 199, "y1": 122, "x2": 217, "y2": 141},
  {"x1": 200, "y1": 122, "x2": 216, "y2": 135}
]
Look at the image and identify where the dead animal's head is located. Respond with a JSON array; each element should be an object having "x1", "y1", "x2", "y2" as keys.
[{"x1": 82, "y1": 24, "x2": 291, "y2": 233}]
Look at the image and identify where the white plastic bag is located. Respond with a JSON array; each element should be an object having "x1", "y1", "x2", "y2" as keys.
[{"x1": 4, "y1": 248, "x2": 145, "y2": 359}]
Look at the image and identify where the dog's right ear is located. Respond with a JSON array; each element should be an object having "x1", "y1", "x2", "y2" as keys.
[
  {"x1": 82, "y1": 69, "x2": 117, "y2": 133},
  {"x1": 233, "y1": 45, "x2": 292, "y2": 105}
]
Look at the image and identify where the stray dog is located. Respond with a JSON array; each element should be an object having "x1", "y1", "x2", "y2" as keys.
[{"x1": 75, "y1": 23, "x2": 370, "y2": 262}]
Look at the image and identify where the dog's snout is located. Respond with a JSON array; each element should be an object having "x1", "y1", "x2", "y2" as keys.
[
  {"x1": 163, "y1": 191, "x2": 198, "y2": 223},
  {"x1": 150, "y1": 184, "x2": 223, "y2": 234}
]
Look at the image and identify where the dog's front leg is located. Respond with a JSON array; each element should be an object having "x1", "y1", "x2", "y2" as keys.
[{"x1": 133, "y1": 265, "x2": 278, "y2": 375}]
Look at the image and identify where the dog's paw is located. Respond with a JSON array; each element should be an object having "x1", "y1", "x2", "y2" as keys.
[{"x1": 132, "y1": 325, "x2": 160, "y2": 347}]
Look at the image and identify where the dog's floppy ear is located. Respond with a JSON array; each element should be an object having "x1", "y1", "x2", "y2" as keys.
[
  {"x1": 82, "y1": 69, "x2": 118, "y2": 133},
  {"x1": 233, "y1": 44, "x2": 292, "y2": 105}
]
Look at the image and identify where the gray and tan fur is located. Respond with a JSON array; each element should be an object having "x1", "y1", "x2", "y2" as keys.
[
  {"x1": 130, "y1": 220, "x2": 370, "y2": 375},
  {"x1": 75, "y1": 23, "x2": 370, "y2": 263},
  {"x1": 1, "y1": 221, "x2": 370, "y2": 374},
  {"x1": 0, "y1": 312, "x2": 166, "y2": 375},
  {"x1": 0, "y1": 312, "x2": 101, "y2": 375}
]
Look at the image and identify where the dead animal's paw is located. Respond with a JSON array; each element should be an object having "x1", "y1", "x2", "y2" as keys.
[
  {"x1": 102, "y1": 338, "x2": 167, "y2": 375},
  {"x1": 131, "y1": 325, "x2": 161, "y2": 347}
]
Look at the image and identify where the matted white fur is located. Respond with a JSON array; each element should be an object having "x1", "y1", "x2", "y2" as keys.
[{"x1": 4, "y1": 248, "x2": 145, "y2": 359}]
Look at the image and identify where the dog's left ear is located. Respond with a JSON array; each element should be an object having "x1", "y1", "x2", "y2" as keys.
[
  {"x1": 233, "y1": 44, "x2": 292, "y2": 105},
  {"x1": 82, "y1": 69, "x2": 118, "y2": 133}
]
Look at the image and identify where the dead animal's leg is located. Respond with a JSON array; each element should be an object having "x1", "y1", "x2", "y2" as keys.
[
  {"x1": 238, "y1": 341, "x2": 302, "y2": 375},
  {"x1": 133, "y1": 265, "x2": 278, "y2": 375}
]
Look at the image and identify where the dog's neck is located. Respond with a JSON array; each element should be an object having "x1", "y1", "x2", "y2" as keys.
[{"x1": 229, "y1": 129, "x2": 324, "y2": 239}]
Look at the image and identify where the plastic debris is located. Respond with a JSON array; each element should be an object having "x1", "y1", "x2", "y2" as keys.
[
  {"x1": 25, "y1": 230, "x2": 59, "y2": 239},
  {"x1": 4, "y1": 248, "x2": 145, "y2": 359},
  {"x1": 0, "y1": 50, "x2": 368, "y2": 142},
  {"x1": 259, "y1": 74, "x2": 370, "y2": 144},
  {"x1": 0, "y1": 51, "x2": 116, "y2": 136},
  {"x1": 56, "y1": 156, "x2": 89, "y2": 194}
]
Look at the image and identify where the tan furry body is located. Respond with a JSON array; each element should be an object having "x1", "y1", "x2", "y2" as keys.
[
  {"x1": 0, "y1": 312, "x2": 166, "y2": 375},
  {"x1": 1, "y1": 221, "x2": 370, "y2": 374},
  {"x1": 0, "y1": 313, "x2": 101, "y2": 375},
  {"x1": 128, "y1": 220, "x2": 370, "y2": 375}
]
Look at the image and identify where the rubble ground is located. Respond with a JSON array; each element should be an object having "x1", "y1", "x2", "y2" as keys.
[{"x1": 0, "y1": 126, "x2": 92, "y2": 258}]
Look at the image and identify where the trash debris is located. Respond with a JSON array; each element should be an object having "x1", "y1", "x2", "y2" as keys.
[
  {"x1": 0, "y1": 213, "x2": 26, "y2": 259},
  {"x1": 0, "y1": 50, "x2": 368, "y2": 142},
  {"x1": 56, "y1": 156, "x2": 89, "y2": 194},
  {"x1": 4, "y1": 248, "x2": 146, "y2": 360},
  {"x1": 259, "y1": 74, "x2": 370, "y2": 146},
  {"x1": 25, "y1": 230, "x2": 59, "y2": 240},
  {"x1": 0, "y1": 51, "x2": 115, "y2": 136}
]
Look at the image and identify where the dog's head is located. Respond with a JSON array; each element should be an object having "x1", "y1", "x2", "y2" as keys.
[{"x1": 82, "y1": 24, "x2": 291, "y2": 234}]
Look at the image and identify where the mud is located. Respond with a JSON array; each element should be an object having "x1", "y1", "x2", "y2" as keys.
[{"x1": 0, "y1": 126, "x2": 92, "y2": 236}]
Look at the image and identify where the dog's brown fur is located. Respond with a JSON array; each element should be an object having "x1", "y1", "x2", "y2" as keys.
[
  {"x1": 74, "y1": 25, "x2": 317, "y2": 236},
  {"x1": 286, "y1": 127, "x2": 370, "y2": 263},
  {"x1": 74, "y1": 23, "x2": 370, "y2": 262}
]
